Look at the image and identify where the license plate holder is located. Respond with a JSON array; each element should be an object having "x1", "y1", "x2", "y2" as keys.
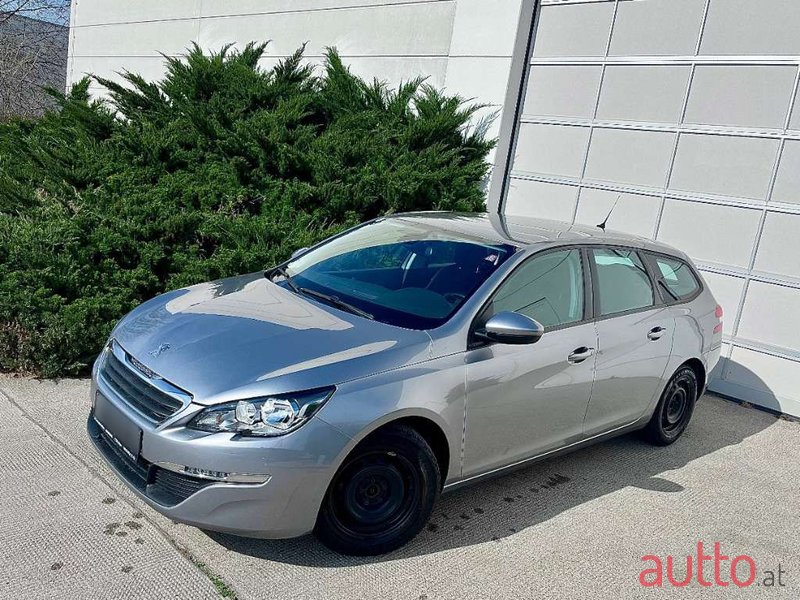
[{"x1": 94, "y1": 392, "x2": 142, "y2": 458}]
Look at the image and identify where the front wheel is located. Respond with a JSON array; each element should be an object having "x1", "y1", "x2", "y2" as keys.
[
  {"x1": 643, "y1": 366, "x2": 698, "y2": 446},
  {"x1": 315, "y1": 424, "x2": 440, "y2": 556}
]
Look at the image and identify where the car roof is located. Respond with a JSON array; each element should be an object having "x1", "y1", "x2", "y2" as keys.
[{"x1": 386, "y1": 212, "x2": 685, "y2": 257}]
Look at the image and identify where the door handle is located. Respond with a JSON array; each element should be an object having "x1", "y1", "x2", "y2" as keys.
[
  {"x1": 648, "y1": 326, "x2": 667, "y2": 341},
  {"x1": 568, "y1": 346, "x2": 595, "y2": 364}
]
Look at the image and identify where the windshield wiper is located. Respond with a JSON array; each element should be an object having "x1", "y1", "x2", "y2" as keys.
[
  {"x1": 266, "y1": 266, "x2": 301, "y2": 294},
  {"x1": 267, "y1": 267, "x2": 374, "y2": 320},
  {"x1": 298, "y1": 287, "x2": 375, "y2": 320}
]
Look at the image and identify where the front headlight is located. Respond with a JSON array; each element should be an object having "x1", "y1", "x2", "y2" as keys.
[{"x1": 188, "y1": 387, "x2": 334, "y2": 437}]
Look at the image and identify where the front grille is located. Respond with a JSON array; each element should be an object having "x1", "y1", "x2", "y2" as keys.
[
  {"x1": 148, "y1": 468, "x2": 213, "y2": 506},
  {"x1": 100, "y1": 349, "x2": 184, "y2": 422},
  {"x1": 88, "y1": 416, "x2": 212, "y2": 506}
]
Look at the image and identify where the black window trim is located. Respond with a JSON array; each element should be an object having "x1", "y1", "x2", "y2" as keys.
[
  {"x1": 467, "y1": 243, "x2": 706, "y2": 350},
  {"x1": 468, "y1": 244, "x2": 594, "y2": 349},
  {"x1": 641, "y1": 250, "x2": 705, "y2": 306}
]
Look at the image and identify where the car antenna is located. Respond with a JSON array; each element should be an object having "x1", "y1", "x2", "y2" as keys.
[{"x1": 597, "y1": 194, "x2": 621, "y2": 231}]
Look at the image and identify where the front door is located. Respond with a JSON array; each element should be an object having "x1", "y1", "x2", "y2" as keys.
[
  {"x1": 583, "y1": 247, "x2": 675, "y2": 436},
  {"x1": 463, "y1": 248, "x2": 597, "y2": 477}
]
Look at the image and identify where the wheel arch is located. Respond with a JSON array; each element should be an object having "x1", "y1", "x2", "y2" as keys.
[
  {"x1": 332, "y1": 409, "x2": 454, "y2": 487},
  {"x1": 640, "y1": 355, "x2": 707, "y2": 427},
  {"x1": 681, "y1": 357, "x2": 706, "y2": 394},
  {"x1": 383, "y1": 416, "x2": 451, "y2": 485}
]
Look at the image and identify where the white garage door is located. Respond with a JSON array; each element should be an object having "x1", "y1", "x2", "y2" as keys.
[{"x1": 500, "y1": 0, "x2": 800, "y2": 417}]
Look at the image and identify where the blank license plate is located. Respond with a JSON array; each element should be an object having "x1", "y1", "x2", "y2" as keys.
[{"x1": 94, "y1": 392, "x2": 142, "y2": 458}]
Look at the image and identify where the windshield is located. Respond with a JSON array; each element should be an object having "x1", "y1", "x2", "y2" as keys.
[{"x1": 277, "y1": 218, "x2": 517, "y2": 329}]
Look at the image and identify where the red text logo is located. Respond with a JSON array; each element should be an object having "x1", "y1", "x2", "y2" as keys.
[{"x1": 639, "y1": 542, "x2": 786, "y2": 588}]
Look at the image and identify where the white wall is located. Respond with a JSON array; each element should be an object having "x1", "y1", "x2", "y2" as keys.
[
  {"x1": 445, "y1": 0, "x2": 524, "y2": 141},
  {"x1": 67, "y1": 0, "x2": 522, "y2": 143}
]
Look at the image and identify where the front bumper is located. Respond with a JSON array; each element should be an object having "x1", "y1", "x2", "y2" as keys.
[{"x1": 88, "y1": 373, "x2": 352, "y2": 539}]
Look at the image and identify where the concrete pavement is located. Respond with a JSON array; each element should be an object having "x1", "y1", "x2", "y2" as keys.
[
  {"x1": 1, "y1": 375, "x2": 798, "y2": 599},
  {"x1": 0, "y1": 380, "x2": 220, "y2": 600}
]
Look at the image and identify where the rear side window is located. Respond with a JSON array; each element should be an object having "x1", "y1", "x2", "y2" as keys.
[
  {"x1": 591, "y1": 248, "x2": 654, "y2": 316},
  {"x1": 652, "y1": 255, "x2": 700, "y2": 301}
]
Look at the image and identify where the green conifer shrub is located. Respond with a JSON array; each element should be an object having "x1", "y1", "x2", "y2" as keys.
[{"x1": 0, "y1": 43, "x2": 494, "y2": 376}]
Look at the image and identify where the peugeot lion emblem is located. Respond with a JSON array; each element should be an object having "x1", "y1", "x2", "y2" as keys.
[{"x1": 149, "y1": 343, "x2": 171, "y2": 358}]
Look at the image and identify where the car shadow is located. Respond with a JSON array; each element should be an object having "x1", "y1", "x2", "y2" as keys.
[{"x1": 205, "y1": 364, "x2": 785, "y2": 567}]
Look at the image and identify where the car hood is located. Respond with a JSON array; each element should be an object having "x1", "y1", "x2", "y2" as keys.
[{"x1": 112, "y1": 273, "x2": 433, "y2": 403}]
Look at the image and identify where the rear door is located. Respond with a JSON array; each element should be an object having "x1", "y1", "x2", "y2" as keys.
[{"x1": 583, "y1": 247, "x2": 675, "y2": 436}]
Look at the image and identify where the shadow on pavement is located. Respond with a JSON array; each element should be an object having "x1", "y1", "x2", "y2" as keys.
[{"x1": 207, "y1": 362, "x2": 784, "y2": 567}]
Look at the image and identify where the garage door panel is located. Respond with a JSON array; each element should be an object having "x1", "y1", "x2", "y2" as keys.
[
  {"x1": 711, "y1": 342, "x2": 733, "y2": 381},
  {"x1": 737, "y1": 282, "x2": 800, "y2": 351},
  {"x1": 700, "y1": 272, "x2": 745, "y2": 322},
  {"x1": 719, "y1": 347, "x2": 800, "y2": 416},
  {"x1": 513, "y1": 123, "x2": 589, "y2": 178},
  {"x1": 505, "y1": 180, "x2": 578, "y2": 222},
  {"x1": 609, "y1": 0, "x2": 706, "y2": 57},
  {"x1": 585, "y1": 128, "x2": 675, "y2": 188},
  {"x1": 524, "y1": 66, "x2": 603, "y2": 120},
  {"x1": 771, "y1": 140, "x2": 800, "y2": 205},
  {"x1": 684, "y1": 66, "x2": 797, "y2": 130},
  {"x1": 700, "y1": 0, "x2": 800, "y2": 56},
  {"x1": 532, "y1": 2, "x2": 615, "y2": 58},
  {"x1": 753, "y1": 212, "x2": 800, "y2": 279},
  {"x1": 789, "y1": 89, "x2": 800, "y2": 131},
  {"x1": 597, "y1": 65, "x2": 691, "y2": 124},
  {"x1": 503, "y1": 0, "x2": 800, "y2": 416},
  {"x1": 574, "y1": 189, "x2": 660, "y2": 238},
  {"x1": 669, "y1": 134, "x2": 779, "y2": 200},
  {"x1": 657, "y1": 200, "x2": 761, "y2": 268}
]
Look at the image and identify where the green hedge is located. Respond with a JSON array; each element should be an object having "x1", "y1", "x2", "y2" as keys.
[{"x1": 0, "y1": 43, "x2": 494, "y2": 377}]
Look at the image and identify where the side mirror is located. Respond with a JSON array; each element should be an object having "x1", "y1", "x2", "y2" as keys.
[
  {"x1": 476, "y1": 311, "x2": 544, "y2": 345},
  {"x1": 291, "y1": 247, "x2": 309, "y2": 259}
]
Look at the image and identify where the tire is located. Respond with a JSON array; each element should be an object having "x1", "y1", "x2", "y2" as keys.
[
  {"x1": 642, "y1": 365, "x2": 699, "y2": 446},
  {"x1": 315, "y1": 424, "x2": 441, "y2": 556}
]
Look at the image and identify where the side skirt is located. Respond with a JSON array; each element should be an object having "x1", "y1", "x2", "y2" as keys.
[{"x1": 442, "y1": 417, "x2": 649, "y2": 494}]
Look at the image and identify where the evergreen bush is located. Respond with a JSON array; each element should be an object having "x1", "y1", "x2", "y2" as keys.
[{"x1": 0, "y1": 43, "x2": 494, "y2": 376}]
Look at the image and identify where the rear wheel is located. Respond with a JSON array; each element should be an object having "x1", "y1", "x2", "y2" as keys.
[
  {"x1": 315, "y1": 424, "x2": 440, "y2": 556},
  {"x1": 643, "y1": 366, "x2": 698, "y2": 446}
]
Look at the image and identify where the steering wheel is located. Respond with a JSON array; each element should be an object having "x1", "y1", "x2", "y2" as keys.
[{"x1": 444, "y1": 293, "x2": 465, "y2": 305}]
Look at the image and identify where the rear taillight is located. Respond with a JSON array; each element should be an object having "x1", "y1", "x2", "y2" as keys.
[{"x1": 713, "y1": 304, "x2": 723, "y2": 333}]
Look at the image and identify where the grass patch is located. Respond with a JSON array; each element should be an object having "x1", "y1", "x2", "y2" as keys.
[{"x1": 192, "y1": 560, "x2": 239, "y2": 600}]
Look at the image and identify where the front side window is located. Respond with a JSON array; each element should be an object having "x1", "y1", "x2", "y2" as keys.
[
  {"x1": 651, "y1": 255, "x2": 700, "y2": 301},
  {"x1": 282, "y1": 218, "x2": 516, "y2": 329},
  {"x1": 483, "y1": 248, "x2": 585, "y2": 329},
  {"x1": 591, "y1": 247, "x2": 654, "y2": 316}
]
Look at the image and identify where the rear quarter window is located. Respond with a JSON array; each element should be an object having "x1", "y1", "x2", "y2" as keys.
[{"x1": 651, "y1": 255, "x2": 701, "y2": 301}]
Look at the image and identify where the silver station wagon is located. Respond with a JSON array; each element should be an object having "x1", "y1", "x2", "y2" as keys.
[{"x1": 88, "y1": 212, "x2": 722, "y2": 555}]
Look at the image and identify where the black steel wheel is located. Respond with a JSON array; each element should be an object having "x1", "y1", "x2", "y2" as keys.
[
  {"x1": 643, "y1": 365, "x2": 698, "y2": 446},
  {"x1": 315, "y1": 424, "x2": 440, "y2": 556}
]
